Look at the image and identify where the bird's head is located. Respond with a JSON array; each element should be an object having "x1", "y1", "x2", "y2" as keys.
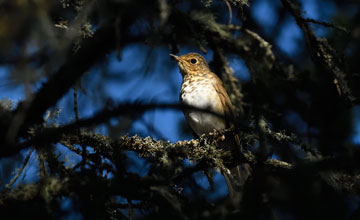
[{"x1": 170, "y1": 53, "x2": 210, "y2": 77}]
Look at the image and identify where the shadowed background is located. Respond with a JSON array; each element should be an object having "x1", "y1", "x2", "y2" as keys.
[{"x1": 0, "y1": 0, "x2": 360, "y2": 219}]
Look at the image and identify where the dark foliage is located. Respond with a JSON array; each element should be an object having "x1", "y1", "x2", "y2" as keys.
[{"x1": 0, "y1": 0, "x2": 360, "y2": 219}]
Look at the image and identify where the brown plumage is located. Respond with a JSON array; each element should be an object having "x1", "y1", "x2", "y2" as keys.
[
  {"x1": 170, "y1": 52, "x2": 249, "y2": 201},
  {"x1": 170, "y1": 53, "x2": 233, "y2": 135}
]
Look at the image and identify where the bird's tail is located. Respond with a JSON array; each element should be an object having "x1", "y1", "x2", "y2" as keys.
[
  {"x1": 223, "y1": 163, "x2": 251, "y2": 202},
  {"x1": 220, "y1": 131, "x2": 251, "y2": 203}
]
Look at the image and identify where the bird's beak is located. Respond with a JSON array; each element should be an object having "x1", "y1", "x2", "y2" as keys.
[{"x1": 169, "y1": 54, "x2": 180, "y2": 62}]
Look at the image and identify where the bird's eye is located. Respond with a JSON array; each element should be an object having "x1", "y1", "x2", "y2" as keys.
[{"x1": 190, "y1": 58, "x2": 197, "y2": 64}]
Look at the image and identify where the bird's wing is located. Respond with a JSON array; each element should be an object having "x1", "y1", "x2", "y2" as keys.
[
  {"x1": 211, "y1": 73, "x2": 251, "y2": 201},
  {"x1": 212, "y1": 73, "x2": 241, "y2": 146},
  {"x1": 211, "y1": 73, "x2": 235, "y2": 119}
]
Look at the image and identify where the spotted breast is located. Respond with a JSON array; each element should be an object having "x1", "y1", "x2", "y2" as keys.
[{"x1": 180, "y1": 73, "x2": 227, "y2": 136}]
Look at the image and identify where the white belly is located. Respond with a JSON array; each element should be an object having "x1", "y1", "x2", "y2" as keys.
[{"x1": 180, "y1": 81, "x2": 226, "y2": 136}]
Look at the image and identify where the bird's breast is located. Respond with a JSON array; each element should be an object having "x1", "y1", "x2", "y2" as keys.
[
  {"x1": 180, "y1": 77, "x2": 226, "y2": 136},
  {"x1": 181, "y1": 82, "x2": 217, "y2": 109}
]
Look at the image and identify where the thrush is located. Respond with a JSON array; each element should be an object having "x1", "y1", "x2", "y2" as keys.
[
  {"x1": 170, "y1": 52, "x2": 249, "y2": 201},
  {"x1": 170, "y1": 52, "x2": 233, "y2": 135}
]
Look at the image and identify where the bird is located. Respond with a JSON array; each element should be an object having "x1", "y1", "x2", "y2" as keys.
[{"x1": 170, "y1": 52, "x2": 249, "y2": 201}]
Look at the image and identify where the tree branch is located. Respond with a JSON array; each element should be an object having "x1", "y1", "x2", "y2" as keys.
[{"x1": 281, "y1": 0, "x2": 356, "y2": 104}]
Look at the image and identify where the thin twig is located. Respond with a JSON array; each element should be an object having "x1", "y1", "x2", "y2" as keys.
[
  {"x1": 5, "y1": 147, "x2": 35, "y2": 189},
  {"x1": 224, "y1": 0, "x2": 233, "y2": 25},
  {"x1": 73, "y1": 85, "x2": 80, "y2": 122},
  {"x1": 302, "y1": 17, "x2": 351, "y2": 34}
]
